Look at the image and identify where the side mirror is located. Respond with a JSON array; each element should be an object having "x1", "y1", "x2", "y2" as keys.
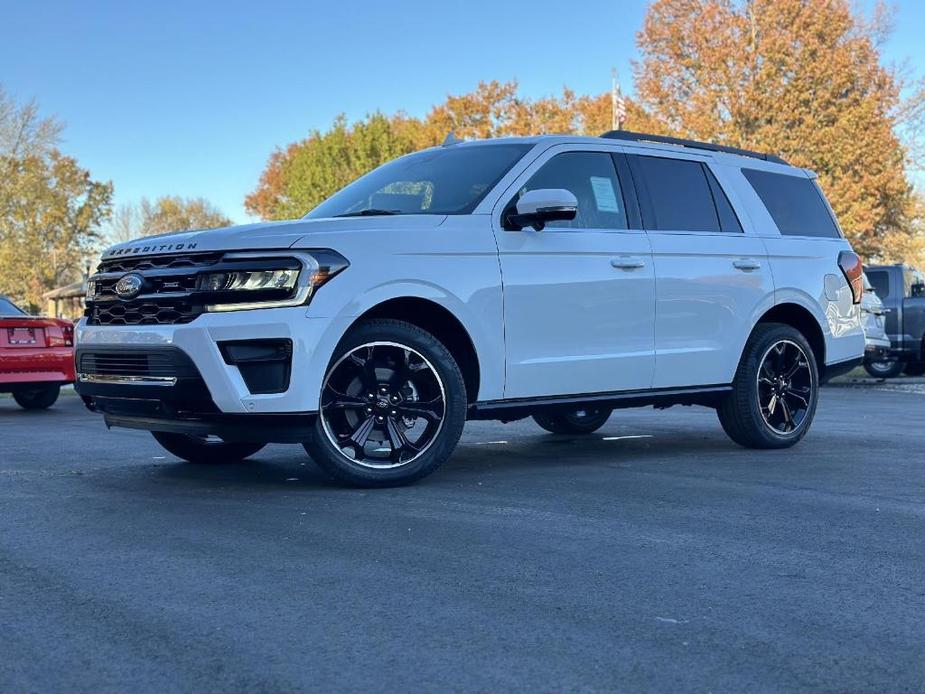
[
  {"x1": 912, "y1": 282, "x2": 925, "y2": 298},
  {"x1": 506, "y1": 189, "x2": 578, "y2": 231}
]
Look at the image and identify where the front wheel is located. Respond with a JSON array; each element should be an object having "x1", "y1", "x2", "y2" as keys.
[
  {"x1": 13, "y1": 385, "x2": 60, "y2": 410},
  {"x1": 303, "y1": 319, "x2": 467, "y2": 488},
  {"x1": 151, "y1": 432, "x2": 266, "y2": 464},
  {"x1": 532, "y1": 407, "x2": 613, "y2": 435},
  {"x1": 717, "y1": 323, "x2": 819, "y2": 449},
  {"x1": 864, "y1": 359, "x2": 903, "y2": 379}
]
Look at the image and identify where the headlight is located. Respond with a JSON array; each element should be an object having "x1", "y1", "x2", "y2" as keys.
[
  {"x1": 200, "y1": 269, "x2": 298, "y2": 293},
  {"x1": 198, "y1": 251, "x2": 348, "y2": 312}
]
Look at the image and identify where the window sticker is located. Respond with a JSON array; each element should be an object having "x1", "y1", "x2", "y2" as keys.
[{"x1": 590, "y1": 176, "x2": 620, "y2": 212}]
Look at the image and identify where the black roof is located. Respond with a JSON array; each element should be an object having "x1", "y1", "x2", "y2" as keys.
[{"x1": 600, "y1": 130, "x2": 788, "y2": 165}]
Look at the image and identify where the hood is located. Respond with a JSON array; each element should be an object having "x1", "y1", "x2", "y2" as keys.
[{"x1": 100, "y1": 215, "x2": 447, "y2": 259}]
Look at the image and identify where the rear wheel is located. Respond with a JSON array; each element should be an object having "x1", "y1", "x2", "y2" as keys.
[
  {"x1": 13, "y1": 385, "x2": 60, "y2": 410},
  {"x1": 532, "y1": 407, "x2": 612, "y2": 435},
  {"x1": 303, "y1": 319, "x2": 466, "y2": 488},
  {"x1": 151, "y1": 432, "x2": 266, "y2": 464},
  {"x1": 864, "y1": 359, "x2": 904, "y2": 379},
  {"x1": 717, "y1": 323, "x2": 819, "y2": 449},
  {"x1": 903, "y1": 362, "x2": 925, "y2": 376}
]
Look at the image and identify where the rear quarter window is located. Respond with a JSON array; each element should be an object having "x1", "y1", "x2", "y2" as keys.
[{"x1": 742, "y1": 168, "x2": 841, "y2": 238}]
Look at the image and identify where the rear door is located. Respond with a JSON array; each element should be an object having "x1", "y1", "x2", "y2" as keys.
[
  {"x1": 625, "y1": 151, "x2": 774, "y2": 388},
  {"x1": 738, "y1": 166, "x2": 865, "y2": 367},
  {"x1": 491, "y1": 145, "x2": 656, "y2": 399}
]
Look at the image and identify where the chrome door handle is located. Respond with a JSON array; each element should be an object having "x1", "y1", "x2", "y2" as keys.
[
  {"x1": 733, "y1": 258, "x2": 762, "y2": 271},
  {"x1": 611, "y1": 257, "x2": 645, "y2": 270}
]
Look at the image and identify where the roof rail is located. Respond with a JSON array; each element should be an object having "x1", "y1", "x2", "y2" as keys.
[{"x1": 600, "y1": 130, "x2": 788, "y2": 165}]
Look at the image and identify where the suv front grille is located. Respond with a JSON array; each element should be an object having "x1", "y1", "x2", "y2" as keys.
[
  {"x1": 78, "y1": 348, "x2": 201, "y2": 380},
  {"x1": 88, "y1": 299, "x2": 199, "y2": 326},
  {"x1": 85, "y1": 252, "x2": 223, "y2": 326},
  {"x1": 99, "y1": 252, "x2": 224, "y2": 274},
  {"x1": 75, "y1": 346, "x2": 220, "y2": 415}
]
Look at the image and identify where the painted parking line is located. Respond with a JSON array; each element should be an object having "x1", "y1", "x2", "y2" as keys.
[{"x1": 601, "y1": 435, "x2": 655, "y2": 441}]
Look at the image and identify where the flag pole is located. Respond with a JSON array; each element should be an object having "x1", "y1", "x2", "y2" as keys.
[
  {"x1": 611, "y1": 68, "x2": 625, "y2": 131},
  {"x1": 611, "y1": 68, "x2": 618, "y2": 131}
]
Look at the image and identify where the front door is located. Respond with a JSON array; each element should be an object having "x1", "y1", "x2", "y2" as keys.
[{"x1": 492, "y1": 146, "x2": 656, "y2": 399}]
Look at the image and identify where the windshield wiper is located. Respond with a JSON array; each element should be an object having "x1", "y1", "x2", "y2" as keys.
[{"x1": 333, "y1": 208, "x2": 401, "y2": 218}]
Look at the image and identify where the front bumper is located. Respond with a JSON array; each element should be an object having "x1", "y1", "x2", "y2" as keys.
[
  {"x1": 0, "y1": 346, "x2": 75, "y2": 389},
  {"x1": 75, "y1": 306, "x2": 353, "y2": 414},
  {"x1": 75, "y1": 343, "x2": 318, "y2": 441},
  {"x1": 864, "y1": 335, "x2": 893, "y2": 362}
]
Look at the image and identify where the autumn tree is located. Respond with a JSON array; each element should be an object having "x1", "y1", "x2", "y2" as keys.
[
  {"x1": 245, "y1": 81, "x2": 647, "y2": 220},
  {"x1": 0, "y1": 87, "x2": 112, "y2": 310},
  {"x1": 634, "y1": 0, "x2": 923, "y2": 262},
  {"x1": 105, "y1": 196, "x2": 232, "y2": 245}
]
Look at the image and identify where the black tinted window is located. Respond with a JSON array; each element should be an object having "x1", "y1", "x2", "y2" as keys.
[
  {"x1": 307, "y1": 144, "x2": 530, "y2": 218},
  {"x1": 629, "y1": 155, "x2": 721, "y2": 232},
  {"x1": 705, "y1": 167, "x2": 743, "y2": 232},
  {"x1": 517, "y1": 152, "x2": 628, "y2": 230},
  {"x1": 866, "y1": 270, "x2": 890, "y2": 299},
  {"x1": 0, "y1": 298, "x2": 24, "y2": 315},
  {"x1": 742, "y1": 169, "x2": 841, "y2": 238}
]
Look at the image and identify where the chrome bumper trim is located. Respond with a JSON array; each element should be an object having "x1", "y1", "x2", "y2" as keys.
[{"x1": 77, "y1": 373, "x2": 177, "y2": 386}]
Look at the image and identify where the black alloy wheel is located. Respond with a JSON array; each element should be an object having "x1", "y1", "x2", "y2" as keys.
[
  {"x1": 303, "y1": 319, "x2": 467, "y2": 487},
  {"x1": 151, "y1": 431, "x2": 266, "y2": 464},
  {"x1": 319, "y1": 341, "x2": 447, "y2": 468},
  {"x1": 533, "y1": 407, "x2": 613, "y2": 435},
  {"x1": 717, "y1": 323, "x2": 819, "y2": 449},
  {"x1": 756, "y1": 339, "x2": 814, "y2": 435}
]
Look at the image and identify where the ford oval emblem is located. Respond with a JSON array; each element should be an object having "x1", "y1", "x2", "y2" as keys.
[{"x1": 114, "y1": 273, "x2": 145, "y2": 300}]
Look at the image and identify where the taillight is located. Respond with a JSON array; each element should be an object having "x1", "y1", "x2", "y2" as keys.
[
  {"x1": 838, "y1": 250, "x2": 863, "y2": 304},
  {"x1": 44, "y1": 323, "x2": 74, "y2": 347}
]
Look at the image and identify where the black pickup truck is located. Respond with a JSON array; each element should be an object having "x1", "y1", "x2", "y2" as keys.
[{"x1": 864, "y1": 264, "x2": 925, "y2": 377}]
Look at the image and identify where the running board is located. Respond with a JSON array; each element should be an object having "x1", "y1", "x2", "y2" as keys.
[{"x1": 468, "y1": 385, "x2": 732, "y2": 421}]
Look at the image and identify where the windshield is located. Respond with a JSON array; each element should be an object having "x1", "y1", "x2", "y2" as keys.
[
  {"x1": 0, "y1": 297, "x2": 25, "y2": 315},
  {"x1": 305, "y1": 144, "x2": 532, "y2": 219}
]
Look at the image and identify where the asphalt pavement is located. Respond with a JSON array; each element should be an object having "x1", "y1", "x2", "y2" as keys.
[{"x1": 1, "y1": 385, "x2": 924, "y2": 693}]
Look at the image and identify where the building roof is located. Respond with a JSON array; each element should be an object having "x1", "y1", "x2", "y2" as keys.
[{"x1": 42, "y1": 279, "x2": 87, "y2": 300}]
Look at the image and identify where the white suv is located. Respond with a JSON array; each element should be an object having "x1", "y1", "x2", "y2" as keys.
[{"x1": 76, "y1": 131, "x2": 865, "y2": 486}]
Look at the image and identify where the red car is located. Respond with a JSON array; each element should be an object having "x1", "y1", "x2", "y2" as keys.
[{"x1": 0, "y1": 295, "x2": 75, "y2": 409}]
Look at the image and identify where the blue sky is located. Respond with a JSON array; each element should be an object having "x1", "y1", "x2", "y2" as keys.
[{"x1": 2, "y1": 0, "x2": 922, "y2": 223}]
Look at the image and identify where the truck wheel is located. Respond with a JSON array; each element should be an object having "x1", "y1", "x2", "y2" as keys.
[
  {"x1": 717, "y1": 323, "x2": 819, "y2": 449},
  {"x1": 151, "y1": 432, "x2": 266, "y2": 464},
  {"x1": 903, "y1": 362, "x2": 925, "y2": 376},
  {"x1": 533, "y1": 407, "x2": 612, "y2": 435},
  {"x1": 864, "y1": 359, "x2": 904, "y2": 379},
  {"x1": 304, "y1": 319, "x2": 467, "y2": 488},
  {"x1": 13, "y1": 385, "x2": 60, "y2": 410}
]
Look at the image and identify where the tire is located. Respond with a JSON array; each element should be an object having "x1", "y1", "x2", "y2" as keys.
[
  {"x1": 533, "y1": 407, "x2": 612, "y2": 435},
  {"x1": 717, "y1": 323, "x2": 819, "y2": 449},
  {"x1": 13, "y1": 385, "x2": 60, "y2": 410},
  {"x1": 303, "y1": 319, "x2": 467, "y2": 488},
  {"x1": 864, "y1": 359, "x2": 904, "y2": 379},
  {"x1": 903, "y1": 362, "x2": 925, "y2": 377},
  {"x1": 151, "y1": 431, "x2": 266, "y2": 464}
]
